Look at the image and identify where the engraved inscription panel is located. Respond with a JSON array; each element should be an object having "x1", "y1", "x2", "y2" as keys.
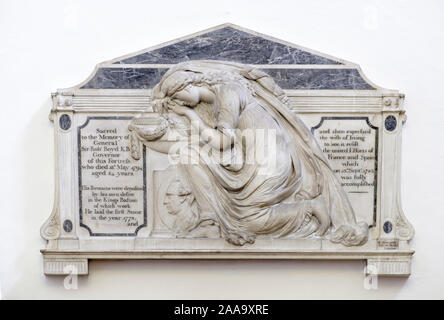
[
  {"x1": 78, "y1": 117, "x2": 146, "y2": 236},
  {"x1": 312, "y1": 117, "x2": 378, "y2": 226}
]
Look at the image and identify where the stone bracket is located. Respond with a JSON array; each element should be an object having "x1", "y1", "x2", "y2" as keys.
[
  {"x1": 366, "y1": 257, "x2": 412, "y2": 276},
  {"x1": 43, "y1": 258, "x2": 88, "y2": 275}
]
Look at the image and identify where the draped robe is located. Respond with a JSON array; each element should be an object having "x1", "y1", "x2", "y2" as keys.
[{"x1": 137, "y1": 61, "x2": 368, "y2": 246}]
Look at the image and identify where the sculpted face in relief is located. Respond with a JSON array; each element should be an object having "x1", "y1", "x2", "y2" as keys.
[
  {"x1": 128, "y1": 60, "x2": 368, "y2": 246},
  {"x1": 162, "y1": 177, "x2": 220, "y2": 238}
]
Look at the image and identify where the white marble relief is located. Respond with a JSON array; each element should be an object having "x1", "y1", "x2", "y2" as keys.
[
  {"x1": 129, "y1": 61, "x2": 368, "y2": 246},
  {"x1": 40, "y1": 24, "x2": 414, "y2": 276}
]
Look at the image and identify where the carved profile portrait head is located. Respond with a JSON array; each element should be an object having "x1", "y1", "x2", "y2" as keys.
[{"x1": 163, "y1": 178, "x2": 194, "y2": 215}]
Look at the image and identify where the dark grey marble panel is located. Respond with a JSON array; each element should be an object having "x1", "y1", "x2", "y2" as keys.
[
  {"x1": 113, "y1": 27, "x2": 342, "y2": 65},
  {"x1": 80, "y1": 68, "x2": 169, "y2": 89},
  {"x1": 261, "y1": 68, "x2": 375, "y2": 90},
  {"x1": 81, "y1": 67, "x2": 375, "y2": 90}
]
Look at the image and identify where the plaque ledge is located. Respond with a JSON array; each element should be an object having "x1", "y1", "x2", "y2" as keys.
[{"x1": 42, "y1": 249, "x2": 413, "y2": 276}]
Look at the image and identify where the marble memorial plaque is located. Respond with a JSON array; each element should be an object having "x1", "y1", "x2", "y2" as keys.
[{"x1": 41, "y1": 24, "x2": 414, "y2": 276}]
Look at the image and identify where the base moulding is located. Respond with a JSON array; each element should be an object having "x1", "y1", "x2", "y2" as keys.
[{"x1": 41, "y1": 249, "x2": 414, "y2": 276}]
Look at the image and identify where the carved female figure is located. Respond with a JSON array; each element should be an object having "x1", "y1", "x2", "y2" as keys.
[{"x1": 129, "y1": 60, "x2": 368, "y2": 246}]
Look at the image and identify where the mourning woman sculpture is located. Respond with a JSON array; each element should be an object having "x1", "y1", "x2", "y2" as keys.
[{"x1": 128, "y1": 60, "x2": 368, "y2": 246}]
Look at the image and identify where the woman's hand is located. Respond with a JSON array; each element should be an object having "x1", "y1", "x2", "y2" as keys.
[{"x1": 168, "y1": 102, "x2": 192, "y2": 116}]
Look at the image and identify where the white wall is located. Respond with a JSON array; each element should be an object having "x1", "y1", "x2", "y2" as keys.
[{"x1": 1, "y1": 0, "x2": 443, "y2": 299}]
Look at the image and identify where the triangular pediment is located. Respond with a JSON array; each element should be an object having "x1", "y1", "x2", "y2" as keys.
[
  {"x1": 112, "y1": 24, "x2": 343, "y2": 65},
  {"x1": 77, "y1": 24, "x2": 379, "y2": 91}
]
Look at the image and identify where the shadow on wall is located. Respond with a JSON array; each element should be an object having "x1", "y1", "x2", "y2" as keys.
[{"x1": 6, "y1": 99, "x2": 409, "y2": 299}]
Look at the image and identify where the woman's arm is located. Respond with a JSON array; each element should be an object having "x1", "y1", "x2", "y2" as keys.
[
  {"x1": 143, "y1": 140, "x2": 178, "y2": 154},
  {"x1": 186, "y1": 109, "x2": 234, "y2": 151},
  {"x1": 169, "y1": 84, "x2": 242, "y2": 151},
  {"x1": 130, "y1": 125, "x2": 179, "y2": 155},
  {"x1": 168, "y1": 103, "x2": 234, "y2": 151}
]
